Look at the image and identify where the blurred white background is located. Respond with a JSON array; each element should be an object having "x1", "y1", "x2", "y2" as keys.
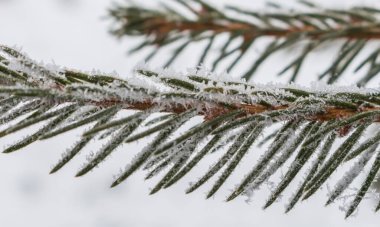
[{"x1": 1, "y1": 0, "x2": 380, "y2": 226}]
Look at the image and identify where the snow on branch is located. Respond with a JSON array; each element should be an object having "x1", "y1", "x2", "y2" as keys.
[{"x1": 1, "y1": 45, "x2": 380, "y2": 218}]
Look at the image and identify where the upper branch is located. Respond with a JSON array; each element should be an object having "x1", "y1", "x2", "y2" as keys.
[{"x1": 110, "y1": 0, "x2": 380, "y2": 85}]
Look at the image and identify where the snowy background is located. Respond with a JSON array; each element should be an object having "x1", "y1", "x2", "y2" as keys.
[{"x1": 1, "y1": 0, "x2": 380, "y2": 226}]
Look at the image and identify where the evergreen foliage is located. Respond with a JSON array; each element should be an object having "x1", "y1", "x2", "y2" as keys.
[
  {"x1": 110, "y1": 0, "x2": 380, "y2": 85},
  {"x1": 2, "y1": 43, "x2": 380, "y2": 217}
]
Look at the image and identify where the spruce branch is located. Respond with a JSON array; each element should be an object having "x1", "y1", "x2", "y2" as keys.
[
  {"x1": 2, "y1": 45, "x2": 380, "y2": 217},
  {"x1": 110, "y1": 0, "x2": 380, "y2": 85}
]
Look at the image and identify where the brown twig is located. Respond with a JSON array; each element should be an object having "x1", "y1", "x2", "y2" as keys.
[
  {"x1": 141, "y1": 17, "x2": 380, "y2": 45},
  {"x1": 89, "y1": 97, "x2": 380, "y2": 122}
]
